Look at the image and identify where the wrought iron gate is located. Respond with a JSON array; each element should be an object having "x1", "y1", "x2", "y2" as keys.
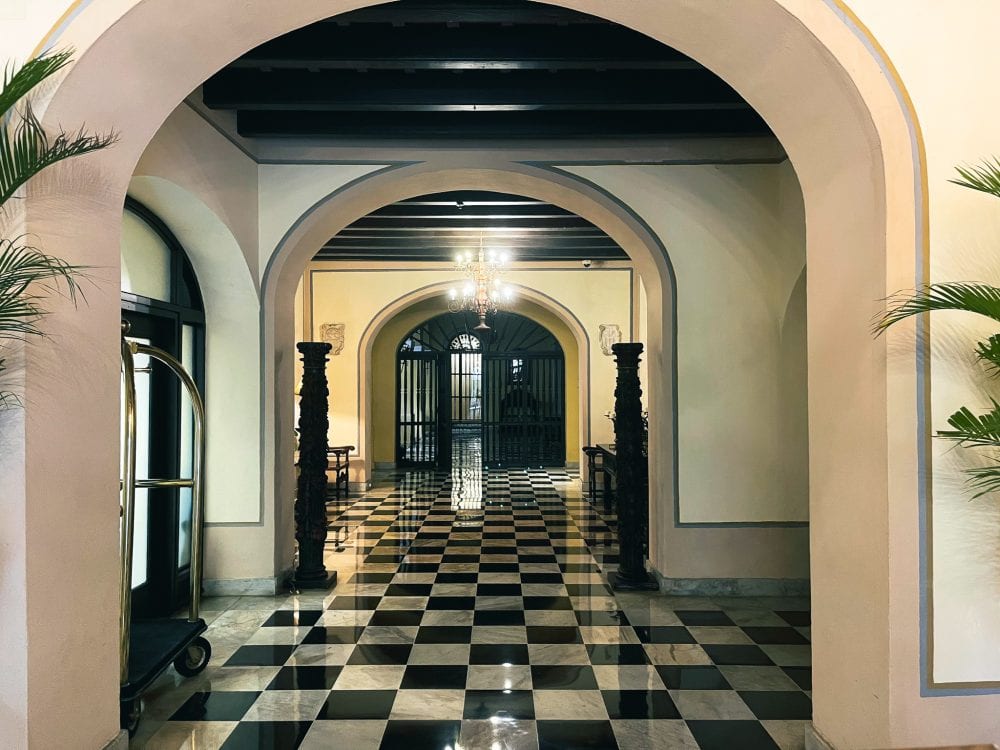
[
  {"x1": 396, "y1": 311, "x2": 565, "y2": 468},
  {"x1": 482, "y1": 354, "x2": 565, "y2": 468},
  {"x1": 396, "y1": 352, "x2": 441, "y2": 467}
]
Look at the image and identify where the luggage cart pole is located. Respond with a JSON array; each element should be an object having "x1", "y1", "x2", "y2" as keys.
[
  {"x1": 119, "y1": 323, "x2": 211, "y2": 735},
  {"x1": 119, "y1": 333, "x2": 138, "y2": 684}
]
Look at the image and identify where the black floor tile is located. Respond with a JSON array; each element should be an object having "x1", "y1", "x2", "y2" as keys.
[
  {"x1": 385, "y1": 583, "x2": 433, "y2": 597},
  {"x1": 401, "y1": 664, "x2": 469, "y2": 689},
  {"x1": 266, "y1": 665, "x2": 342, "y2": 690},
  {"x1": 415, "y1": 625, "x2": 474, "y2": 644},
  {"x1": 521, "y1": 573, "x2": 564, "y2": 584},
  {"x1": 531, "y1": 664, "x2": 599, "y2": 690},
  {"x1": 782, "y1": 666, "x2": 812, "y2": 690},
  {"x1": 776, "y1": 610, "x2": 810, "y2": 627},
  {"x1": 585, "y1": 644, "x2": 650, "y2": 665},
  {"x1": 220, "y1": 721, "x2": 312, "y2": 750},
  {"x1": 477, "y1": 583, "x2": 523, "y2": 596},
  {"x1": 702, "y1": 644, "x2": 774, "y2": 666},
  {"x1": 601, "y1": 689, "x2": 681, "y2": 719},
  {"x1": 739, "y1": 690, "x2": 813, "y2": 720},
  {"x1": 686, "y1": 720, "x2": 780, "y2": 750},
  {"x1": 317, "y1": 689, "x2": 396, "y2": 720},
  {"x1": 675, "y1": 610, "x2": 735, "y2": 626},
  {"x1": 436, "y1": 572, "x2": 479, "y2": 583},
  {"x1": 347, "y1": 644, "x2": 412, "y2": 665},
  {"x1": 463, "y1": 689, "x2": 535, "y2": 720},
  {"x1": 632, "y1": 625, "x2": 695, "y2": 644},
  {"x1": 261, "y1": 610, "x2": 323, "y2": 627},
  {"x1": 655, "y1": 665, "x2": 731, "y2": 690},
  {"x1": 302, "y1": 625, "x2": 365, "y2": 643},
  {"x1": 526, "y1": 626, "x2": 583, "y2": 643},
  {"x1": 536, "y1": 719, "x2": 619, "y2": 750},
  {"x1": 170, "y1": 691, "x2": 259, "y2": 721},
  {"x1": 379, "y1": 720, "x2": 462, "y2": 750},
  {"x1": 223, "y1": 645, "x2": 295, "y2": 667}
]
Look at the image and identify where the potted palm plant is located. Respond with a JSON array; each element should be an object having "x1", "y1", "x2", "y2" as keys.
[
  {"x1": 874, "y1": 159, "x2": 1000, "y2": 496},
  {"x1": 0, "y1": 49, "x2": 117, "y2": 407}
]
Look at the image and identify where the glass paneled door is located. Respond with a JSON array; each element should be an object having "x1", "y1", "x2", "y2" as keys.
[{"x1": 120, "y1": 197, "x2": 205, "y2": 619}]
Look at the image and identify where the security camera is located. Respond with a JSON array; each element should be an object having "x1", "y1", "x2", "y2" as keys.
[{"x1": 582, "y1": 259, "x2": 592, "y2": 268}]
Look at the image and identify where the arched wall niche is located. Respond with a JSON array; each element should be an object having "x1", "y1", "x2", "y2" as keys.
[
  {"x1": 10, "y1": 1, "x2": 942, "y2": 749},
  {"x1": 357, "y1": 283, "x2": 590, "y2": 480}
]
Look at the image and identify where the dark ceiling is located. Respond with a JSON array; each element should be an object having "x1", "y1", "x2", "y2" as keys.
[
  {"x1": 203, "y1": 0, "x2": 771, "y2": 140},
  {"x1": 316, "y1": 191, "x2": 628, "y2": 262}
]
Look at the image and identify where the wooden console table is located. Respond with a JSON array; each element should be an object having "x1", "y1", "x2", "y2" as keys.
[{"x1": 595, "y1": 442, "x2": 649, "y2": 557}]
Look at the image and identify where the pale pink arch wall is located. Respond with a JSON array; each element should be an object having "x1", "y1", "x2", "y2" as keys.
[{"x1": 5, "y1": 1, "x2": 978, "y2": 748}]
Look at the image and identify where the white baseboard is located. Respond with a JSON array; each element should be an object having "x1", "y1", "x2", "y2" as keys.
[
  {"x1": 203, "y1": 576, "x2": 281, "y2": 596},
  {"x1": 103, "y1": 729, "x2": 128, "y2": 750}
]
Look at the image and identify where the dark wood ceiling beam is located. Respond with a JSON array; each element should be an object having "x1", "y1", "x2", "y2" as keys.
[
  {"x1": 203, "y1": 69, "x2": 744, "y2": 112},
  {"x1": 237, "y1": 109, "x2": 772, "y2": 139},
  {"x1": 326, "y1": 2, "x2": 606, "y2": 25},
  {"x1": 231, "y1": 25, "x2": 691, "y2": 71},
  {"x1": 323, "y1": 237, "x2": 621, "y2": 250}
]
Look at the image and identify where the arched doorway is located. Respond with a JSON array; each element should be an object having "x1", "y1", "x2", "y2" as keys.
[
  {"x1": 396, "y1": 311, "x2": 565, "y2": 470},
  {"x1": 120, "y1": 197, "x2": 205, "y2": 618},
  {"x1": 11, "y1": 1, "x2": 938, "y2": 748}
]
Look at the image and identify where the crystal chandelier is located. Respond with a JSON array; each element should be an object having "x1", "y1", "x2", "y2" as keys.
[{"x1": 447, "y1": 238, "x2": 515, "y2": 330}]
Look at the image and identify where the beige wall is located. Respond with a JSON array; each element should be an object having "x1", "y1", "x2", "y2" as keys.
[{"x1": 566, "y1": 161, "x2": 809, "y2": 523}]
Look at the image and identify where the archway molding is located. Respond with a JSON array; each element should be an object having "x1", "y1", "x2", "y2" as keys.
[{"x1": 12, "y1": 2, "x2": 937, "y2": 748}]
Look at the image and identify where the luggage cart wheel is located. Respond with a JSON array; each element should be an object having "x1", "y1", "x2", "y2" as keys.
[
  {"x1": 173, "y1": 636, "x2": 212, "y2": 677},
  {"x1": 120, "y1": 699, "x2": 141, "y2": 737}
]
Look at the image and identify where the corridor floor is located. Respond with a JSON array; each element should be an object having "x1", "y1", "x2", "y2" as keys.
[{"x1": 135, "y1": 468, "x2": 811, "y2": 749}]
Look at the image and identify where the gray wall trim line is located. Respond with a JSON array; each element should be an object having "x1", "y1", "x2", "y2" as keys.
[{"x1": 183, "y1": 98, "x2": 258, "y2": 163}]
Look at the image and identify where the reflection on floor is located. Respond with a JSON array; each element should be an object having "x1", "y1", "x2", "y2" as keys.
[{"x1": 134, "y1": 466, "x2": 811, "y2": 749}]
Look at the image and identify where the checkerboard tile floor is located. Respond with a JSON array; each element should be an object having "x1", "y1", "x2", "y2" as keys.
[{"x1": 134, "y1": 468, "x2": 811, "y2": 749}]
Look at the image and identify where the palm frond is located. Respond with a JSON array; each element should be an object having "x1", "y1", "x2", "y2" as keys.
[
  {"x1": 974, "y1": 334, "x2": 1000, "y2": 376},
  {"x1": 0, "y1": 101, "x2": 118, "y2": 206},
  {"x1": 952, "y1": 158, "x2": 1000, "y2": 199},
  {"x1": 0, "y1": 49, "x2": 73, "y2": 120},
  {"x1": 0, "y1": 238, "x2": 85, "y2": 341},
  {"x1": 962, "y1": 464, "x2": 1000, "y2": 499},
  {"x1": 937, "y1": 401, "x2": 1000, "y2": 448},
  {"x1": 873, "y1": 282, "x2": 1000, "y2": 334}
]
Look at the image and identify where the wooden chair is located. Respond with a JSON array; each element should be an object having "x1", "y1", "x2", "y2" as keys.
[{"x1": 583, "y1": 446, "x2": 606, "y2": 502}]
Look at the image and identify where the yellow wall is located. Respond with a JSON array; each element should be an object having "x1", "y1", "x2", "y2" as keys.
[{"x1": 370, "y1": 297, "x2": 581, "y2": 464}]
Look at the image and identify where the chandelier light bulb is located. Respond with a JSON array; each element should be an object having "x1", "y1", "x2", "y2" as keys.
[
  {"x1": 463, "y1": 283, "x2": 474, "y2": 297},
  {"x1": 500, "y1": 250, "x2": 510, "y2": 264},
  {"x1": 454, "y1": 253, "x2": 462, "y2": 264},
  {"x1": 448, "y1": 288, "x2": 457, "y2": 300}
]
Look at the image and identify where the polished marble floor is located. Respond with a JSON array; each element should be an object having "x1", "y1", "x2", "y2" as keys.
[{"x1": 133, "y1": 465, "x2": 811, "y2": 749}]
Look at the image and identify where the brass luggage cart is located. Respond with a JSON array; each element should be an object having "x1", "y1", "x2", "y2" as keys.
[{"x1": 119, "y1": 322, "x2": 210, "y2": 734}]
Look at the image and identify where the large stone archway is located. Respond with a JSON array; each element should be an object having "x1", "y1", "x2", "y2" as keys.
[{"x1": 5, "y1": 1, "x2": 948, "y2": 748}]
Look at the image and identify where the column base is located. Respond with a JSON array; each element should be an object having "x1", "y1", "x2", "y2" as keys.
[
  {"x1": 288, "y1": 570, "x2": 337, "y2": 591},
  {"x1": 607, "y1": 570, "x2": 659, "y2": 591}
]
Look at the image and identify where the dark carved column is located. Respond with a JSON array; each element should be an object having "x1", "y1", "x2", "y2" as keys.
[
  {"x1": 291, "y1": 342, "x2": 336, "y2": 590},
  {"x1": 608, "y1": 343, "x2": 658, "y2": 591}
]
